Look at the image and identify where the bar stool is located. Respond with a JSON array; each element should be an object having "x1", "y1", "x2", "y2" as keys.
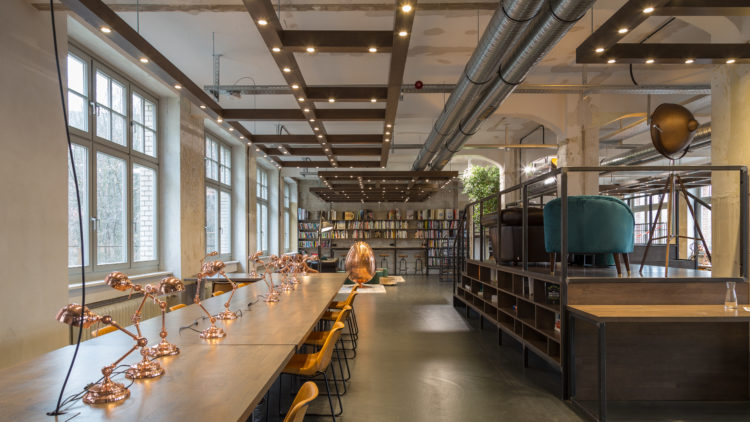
[
  {"x1": 414, "y1": 253, "x2": 425, "y2": 275},
  {"x1": 379, "y1": 253, "x2": 390, "y2": 273},
  {"x1": 398, "y1": 255, "x2": 408, "y2": 275}
]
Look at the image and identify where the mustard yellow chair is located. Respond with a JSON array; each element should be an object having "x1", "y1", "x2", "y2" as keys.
[
  {"x1": 306, "y1": 306, "x2": 353, "y2": 385},
  {"x1": 169, "y1": 303, "x2": 186, "y2": 312},
  {"x1": 281, "y1": 322, "x2": 345, "y2": 420},
  {"x1": 91, "y1": 325, "x2": 117, "y2": 337},
  {"x1": 284, "y1": 381, "x2": 319, "y2": 422},
  {"x1": 324, "y1": 291, "x2": 359, "y2": 356},
  {"x1": 212, "y1": 291, "x2": 224, "y2": 297}
]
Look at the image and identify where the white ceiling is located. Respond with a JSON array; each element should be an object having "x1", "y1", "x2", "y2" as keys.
[{"x1": 101, "y1": 0, "x2": 747, "y2": 175}]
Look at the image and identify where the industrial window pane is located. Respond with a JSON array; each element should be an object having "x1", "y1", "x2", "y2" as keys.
[
  {"x1": 133, "y1": 164, "x2": 157, "y2": 262},
  {"x1": 95, "y1": 71, "x2": 127, "y2": 146},
  {"x1": 96, "y1": 152, "x2": 128, "y2": 265},
  {"x1": 206, "y1": 187, "x2": 219, "y2": 254},
  {"x1": 220, "y1": 191, "x2": 231, "y2": 255},
  {"x1": 68, "y1": 144, "x2": 89, "y2": 267},
  {"x1": 132, "y1": 93, "x2": 157, "y2": 157},
  {"x1": 284, "y1": 184, "x2": 290, "y2": 208},
  {"x1": 67, "y1": 53, "x2": 88, "y2": 132},
  {"x1": 284, "y1": 211, "x2": 290, "y2": 251},
  {"x1": 220, "y1": 146, "x2": 231, "y2": 186},
  {"x1": 205, "y1": 137, "x2": 219, "y2": 181}
]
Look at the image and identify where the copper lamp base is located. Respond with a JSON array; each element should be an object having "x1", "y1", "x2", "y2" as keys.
[
  {"x1": 82, "y1": 378, "x2": 131, "y2": 404},
  {"x1": 200, "y1": 325, "x2": 226, "y2": 339},
  {"x1": 148, "y1": 340, "x2": 180, "y2": 358},
  {"x1": 215, "y1": 309, "x2": 238, "y2": 320},
  {"x1": 263, "y1": 294, "x2": 280, "y2": 303},
  {"x1": 125, "y1": 358, "x2": 165, "y2": 379}
]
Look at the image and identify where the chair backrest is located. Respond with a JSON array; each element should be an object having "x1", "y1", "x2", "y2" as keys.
[
  {"x1": 314, "y1": 322, "x2": 345, "y2": 372},
  {"x1": 169, "y1": 303, "x2": 186, "y2": 312},
  {"x1": 212, "y1": 291, "x2": 224, "y2": 297},
  {"x1": 334, "y1": 305, "x2": 352, "y2": 325},
  {"x1": 238, "y1": 282, "x2": 249, "y2": 288},
  {"x1": 342, "y1": 291, "x2": 358, "y2": 308},
  {"x1": 283, "y1": 381, "x2": 319, "y2": 422},
  {"x1": 92, "y1": 325, "x2": 117, "y2": 337}
]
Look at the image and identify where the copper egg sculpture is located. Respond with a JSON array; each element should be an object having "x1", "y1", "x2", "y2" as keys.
[
  {"x1": 650, "y1": 103, "x2": 700, "y2": 160},
  {"x1": 345, "y1": 241, "x2": 376, "y2": 288}
]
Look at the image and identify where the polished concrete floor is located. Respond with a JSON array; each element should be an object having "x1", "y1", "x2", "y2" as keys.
[{"x1": 268, "y1": 275, "x2": 750, "y2": 422}]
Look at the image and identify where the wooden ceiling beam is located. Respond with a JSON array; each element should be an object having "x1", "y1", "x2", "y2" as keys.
[
  {"x1": 268, "y1": 148, "x2": 382, "y2": 156},
  {"x1": 253, "y1": 135, "x2": 383, "y2": 145},
  {"x1": 381, "y1": 0, "x2": 417, "y2": 166},
  {"x1": 305, "y1": 86, "x2": 388, "y2": 102},
  {"x1": 580, "y1": 43, "x2": 750, "y2": 64},
  {"x1": 221, "y1": 108, "x2": 384, "y2": 121},
  {"x1": 280, "y1": 30, "x2": 393, "y2": 53},
  {"x1": 280, "y1": 161, "x2": 382, "y2": 168}
]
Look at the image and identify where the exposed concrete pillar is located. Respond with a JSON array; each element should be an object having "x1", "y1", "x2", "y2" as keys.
[
  {"x1": 558, "y1": 96, "x2": 599, "y2": 195},
  {"x1": 678, "y1": 194, "x2": 689, "y2": 260},
  {"x1": 179, "y1": 97, "x2": 206, "y2": 278},
  {"x1": 710, "y1": 64, "x2": 750, "y2": 277}
]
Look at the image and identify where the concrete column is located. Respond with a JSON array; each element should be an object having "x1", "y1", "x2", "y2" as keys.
[
  {"x1": 247, "y1": 151, "x2": 258, "y2": 256},
  {"x1": 558, "y1": 96, "x2": 599, "y2": 195},
  {"x1": 178, "y1": 98, "x2": 206, "y2": 278},
  {"x1": 710, "y1": 64, "x2": 750, "y2": 277},
  {"x1": 678, "y1": 194, "x2": 689, "y2": 260}
]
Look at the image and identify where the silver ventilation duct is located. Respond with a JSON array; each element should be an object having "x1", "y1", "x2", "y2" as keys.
[
  {"x1": 428, "y1": 0, "x2": 595, "y2": 170},
  {"x1": 411, "y1": 0, "x2": 545, "y2": 171},
  {"x1": 600, "y1": 123, "x2": 712, "y2": 166}
]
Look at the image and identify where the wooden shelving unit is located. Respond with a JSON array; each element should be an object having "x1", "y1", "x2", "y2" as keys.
[{"x1": 455, "y1": 259, "x2": 562, "y2": 368}]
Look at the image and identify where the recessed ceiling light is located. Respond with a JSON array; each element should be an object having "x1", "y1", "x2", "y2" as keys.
[
  {"x1": 174, "y1": 84, "x2": 182, "y2": 89},
  {"x1": 303, "y1": 108, "x2": 310, "y2": 112},
  {"x1": 309, "y1": 118, "x2": 315, "y2": 122},
  {"x1": 272, "y1": 47, "x2": 281, "y2": 52},
  {"x1": 240, "y1": 136, "x2": 245, "y2": 139},
  {"x1": 646, "y1": 59, "x2": 654, "y2": 64},
  {"x1": 306, "y1": 47, "x2": 315, "y2": 53},
  {"x1": 140, "y1": 57, "x2": 149, "y2": 64},
  {"x1": 385, "y1": 138, "x2": 390, "y2": 142},
  {"x1": 371, "y1": 98, "x2": 377, "y2": 102},
  {"x1": 217, "y1": 117, "x2": 223, "y2": 123},
  {"x1": 643, "y1": 7, "x2": 655, "y2": 13},
  {"x1": 283, "y1": 67, "x2": 291, "y2": 73},
  {"x1": 100, "y1": 26, "x2": 112, "y2": 33},
  {"x1": 255, "y1": 148, "x2": 260, "y2": 152},
  {"x1": 291, "y1": 84, "x2": 299, "y2": 89},
  {"x1": 318, "y1": 134, "x2": 323, "y2": 138},
  {"x1": 398, "y1": 31, "x2": 408, "y2": 37},
  {"x1": 228, "y1": 127, "x2": 234, "y2": 131},
  {"x1": 618, "y1": 28, "x2": 628, "y2": 34},
  {"x1": 727, "y1": 58, "x2": 736, "y2": 64},
  {"x1": 595, "y1": 47, "x2": 605, "y2": 53},
  {"x1": 200, "y1": 105, "x2": 206, "y2": 109},
  {"x1": 328, "y1": 98, "x2": 335, "y2": 103},
  {"x1": 685, "y1": 58, "x2": 694, "y2": 64},
  {"x1": 607, "y1": 59, "x2": 616, "y2": 64},
  {"x1": 386, "y1": 124, "x2": 392, "y2": 128},
  {"x1": 385, "y1": 131, "x2": 391, "y2": 135},
  {"x1": 369, "y1": 47, "x2": 378, "y2": 53},
  {"x1": 298, "y1": 97, "x2": 305, "y2": 102},
  {"x1": 401, "y1": 4, "x2": 412, "y2": 12},
  {"x1": 314, "y1": 127, "x2": 319, "y2": 131},
  {"x1": 258, "y1": 19, "x2": 268, "y2": 26}
]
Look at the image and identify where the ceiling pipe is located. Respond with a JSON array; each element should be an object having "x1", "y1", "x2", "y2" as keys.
[
  {"x1": 429, "y1": 0, "x2": 596, "y2": 170},
  {"x1": 410, "y1": 0, "x2": 546, "y2": 171},
  {"x1": 600, "y1": 123, "x2": 711, "y2": 166}
]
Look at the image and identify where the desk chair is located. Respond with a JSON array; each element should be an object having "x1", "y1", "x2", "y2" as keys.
[
  {"x1": 325, "y1": 292, "x2": 359, "y2": 356},
  {"x1": 91, "y1": 325, "x2": 117, "y2": 337},
  {"x1": 284, "y1": 381, "x2": 319, "y2": 422},
  {"x1": 281, "y1": 322, "x2": 345, "y2": 421},
  {"x1": 169, "y1": 303, "x2": 186, "y2": 312},
  {"x1": 305, "y1": 306, "x2": 354, "y2": 386}
]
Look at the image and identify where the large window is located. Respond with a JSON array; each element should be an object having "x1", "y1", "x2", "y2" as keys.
[
  {"x1": 283, "y1": 182, "x2": 291, "y2": 252},
  {"x1": 66, "y1": 46, "x2": 159, "y2": 276},
  {"x1": 205, "y1": 134, "x2": 232, "y2": 259},
  {"x1": 257, "y1": 167, "x2": 269, "y2": 254}
]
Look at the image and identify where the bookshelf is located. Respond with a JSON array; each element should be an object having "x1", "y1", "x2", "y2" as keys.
[
  {"x1": 297, "y1": 207, "x2": 459, "y2": 274},
  {"x1": 455, "y1": 259, "x2": 562, "y2": 368}
]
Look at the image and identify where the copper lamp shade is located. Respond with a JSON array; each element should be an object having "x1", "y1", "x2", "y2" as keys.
[
  {"x1": 158, "y1": 276, "x2": 185, "y2": 295},
  {"x1": 56, "y1": 303, "x2": 99, "y2": 328},
  {"x1": 105, "y1": 271, "x2": 133, "y2": 291},
  {"x1": 650, "y1": 103, "x2": 699, "y2": 160},
  {"x1": 345, "y1": 242, "x2": 376, "y2": 287}
]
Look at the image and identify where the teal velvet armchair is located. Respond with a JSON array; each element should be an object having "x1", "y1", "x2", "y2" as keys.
[{"x1": 543, "y1": 195, "x2": 635, "y2": 276}]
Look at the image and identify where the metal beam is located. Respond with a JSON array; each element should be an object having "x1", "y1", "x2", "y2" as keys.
[
  {"x1": 280, "y1": 30, "x2": 393, "y2": 53},
  {"x1": 221, "y1": 108, "x2": 384, "y2": 121},
  {"x1": 579, "y1": 43, "x2": 750, "y2": 64},
  {"x1": 34, "y1": 2, "x2": 501, "y2": 12},
  {"x1": 305, "y1": 86, "x2": 388, "y2": 102},
  {"x1": 280, "y1": 160, "x2": 382, "y2": 168},
  {"x1": 269, "y1": 148, "x2": 382, "y2": 156},
  {"x1": 253, "y1": 135, "x2": 383, "y2": 145},
  {"x1": 655, "y1": 0, "x2": 750, "y2": 16}
]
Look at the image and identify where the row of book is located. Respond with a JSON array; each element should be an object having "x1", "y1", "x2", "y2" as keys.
[
  {"x1": 298, "y1": 232, "x2": 319, "y2": 240},
  {"x1": 298, "y1": 223, "x2": 319, "y2": 231},
  {"x1": 336, "y1": 221, "x2": 410, "y2": 230},
  {"x1": 413, "y1": 230, "x2": 456, "y2": 239},
  {"x1": 324, "y1": 209, "x2": 460, "y2": 221},
  {"x1": 415, "y1": 220, "x2": 458, "y2": 229},
  {"x1": 298, "y1": 240, "x2": 322, "y2": 248}
]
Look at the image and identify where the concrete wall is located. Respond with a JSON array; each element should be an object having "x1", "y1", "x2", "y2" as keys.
[
  {"x1": 0, "y1": 1, "x2": 70, "y2": 368},
  {"x1": 179, "y1": 98, "x2": 206, "y2": 278}
]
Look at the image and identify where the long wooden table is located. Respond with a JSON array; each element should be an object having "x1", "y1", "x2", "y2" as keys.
[
  {"x1": 567, "y1": 304, "x2": 750, "y2": 422},
  {"x1": 0, "y1": 273, "x2": 347, "y2": 421}
]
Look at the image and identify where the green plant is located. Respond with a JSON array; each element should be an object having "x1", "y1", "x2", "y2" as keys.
[{"x1": 461, "y1": 165, "x2": 500, "y2": 219}]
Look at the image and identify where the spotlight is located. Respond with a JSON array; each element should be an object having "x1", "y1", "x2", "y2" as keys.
[
  {"x1": 401, "y1": 4, "x2": 412, "y2": 12},
  {"x1": 258, "y1": 19, "x2": 268, "y2": 26},
  {"x1": 618, "y1": 28, "x2": 628, "y2": 34},
  {"x1": 100, "y1": 26, "x2": 112, "y2": 33},
  {"x1": 306, "y1": 47, "x2": 315, "y2": 53},
  {"x1": 595, "y1": 47, "x2": 605, "y2": 53},
  {"x1": 398, "y1": 31, "x2": 408, "y2": 37},
  {"x1": 643, "y1": 7, "x2": 655, "y2": 13},
  {"x1": 140, "y1": 57, "x2": 149, "y2": 64},
  {"x1": 369, "y1": 47, "x2": 378, "y2": 53}
]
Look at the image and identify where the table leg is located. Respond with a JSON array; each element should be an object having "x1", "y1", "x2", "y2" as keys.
[{"x1": 598, "y1": 322, "x2": 607, "y2": 422}]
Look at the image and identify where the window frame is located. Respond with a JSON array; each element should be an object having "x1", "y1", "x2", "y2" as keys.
[
  {"x1": 283, "y1": 182, "x2": 291, "y2": 252},
  {"x1": 256, "y1": 166, "x2": 270, "y2": 254},
  {"x1": 204, "y1": 132, "x2": 233, "y2": 260},
  {"x1": 67, "y1": 44, "x2": 160, "y2": 281}
]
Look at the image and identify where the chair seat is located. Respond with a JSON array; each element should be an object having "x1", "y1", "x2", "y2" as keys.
[
  {"x1": 283, "y1": 353, "x2": 319, "y2": 376},
  {"x1": 304, "y1": 331, "x2": 328, "y2": 347},
  {"x1": 321, "y1": 310, "x2": 341, "y2": 321},
  {"x1": 329, "y1": 300, "x2": 345, "y2": 309}
]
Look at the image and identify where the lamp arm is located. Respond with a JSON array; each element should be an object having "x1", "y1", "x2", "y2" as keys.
[
  {"x1": 103, "y1": 344, "x2": 140, "y2": 378},
  {"x1": 108, "y1": 320, "x2": 140, "y2": 343},
  {"x1": 219, "y1": 271, "x2": 237, "y2": 309}
]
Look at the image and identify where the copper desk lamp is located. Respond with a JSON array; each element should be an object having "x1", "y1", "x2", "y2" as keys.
[
  {"x1": 148, "y1": 276, "x2": 186, "y2": 358},
  {"x1": 345, "y1": 242, "x2": 376, "y2": 289},
  {"x1": 55, "y1": 304, "x2": 146, "y2": 404},
  {"x1": 248, "y1": 251, "x2": 263, "y2": 277},
  {"x1": 202, "y1": 259, "x2": 239, "y2": 321},
  {"x1": 104, "y1": 272, "x2": 164, "y2": 379},
  {"x1": 194, "y1": 252, "x2": 226, "y2": 339},
  {"x1": 259, "y1": 255, "x2": 281, "y2": 302},
  {"x1": 638, "y1": 103, "x2": 711, "y2": 276}
]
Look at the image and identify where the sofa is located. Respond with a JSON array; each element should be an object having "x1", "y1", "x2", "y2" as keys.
[{"x1": 481, "y1": 207, "x2": 547, "y2": 264}]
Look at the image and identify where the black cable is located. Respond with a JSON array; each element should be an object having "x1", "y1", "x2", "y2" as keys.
[
  {"x1": 48, "y1": 0, "x2": 87, "y2": 416},
  {"x1": 629, "y1": 17, "x2": 676, "y2": 86}
]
